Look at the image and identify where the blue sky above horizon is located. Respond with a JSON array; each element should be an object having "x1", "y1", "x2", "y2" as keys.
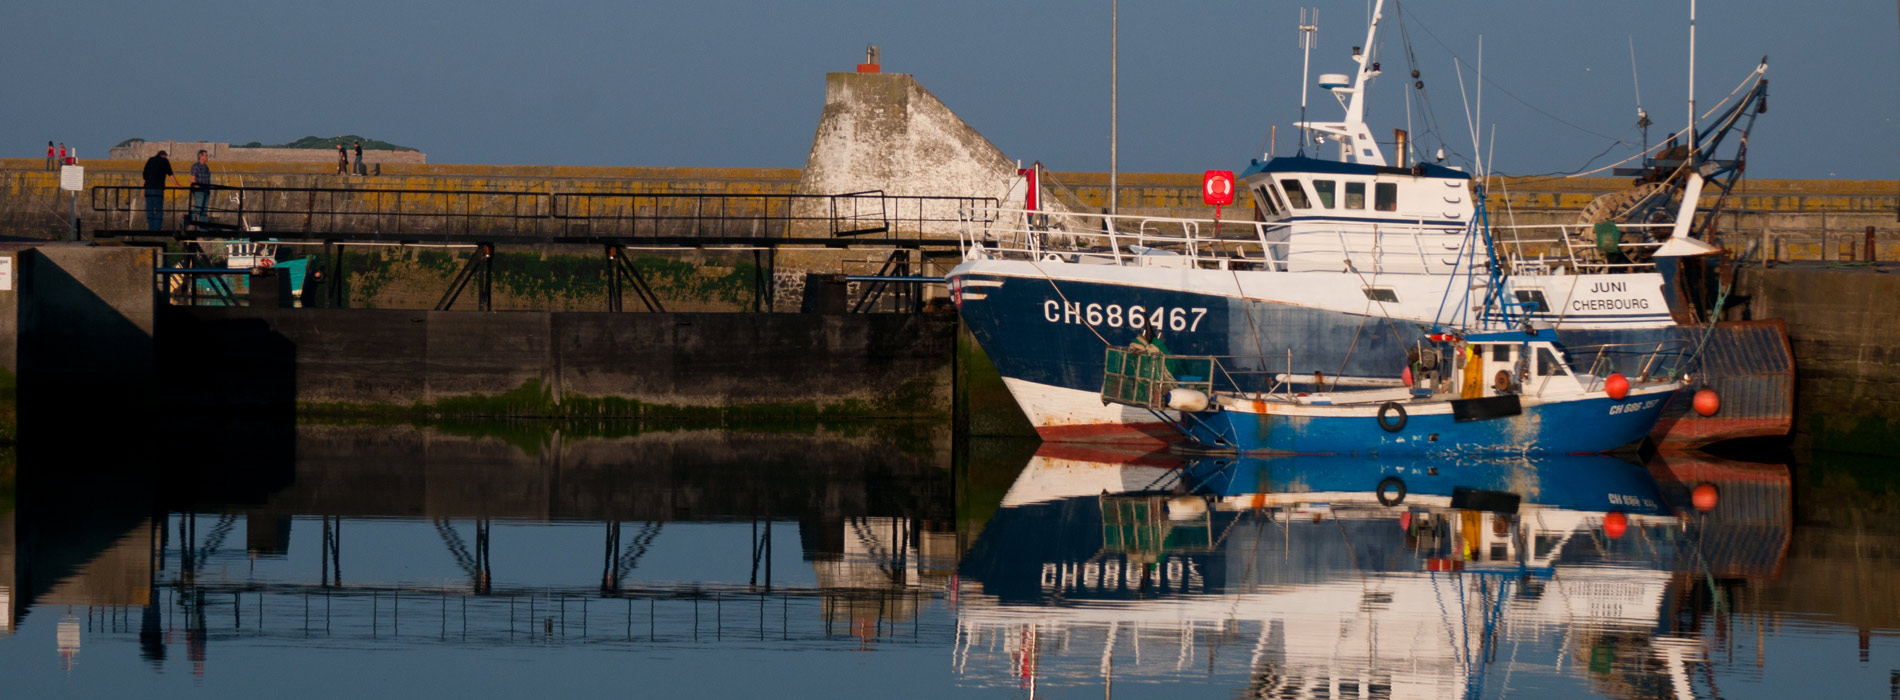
[{"x1": 4, "y1": 0, "x2": 1896, "y2": 179}]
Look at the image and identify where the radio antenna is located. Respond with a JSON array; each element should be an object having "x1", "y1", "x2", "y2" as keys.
[
  {"x1": 1298, "y1": 7, "x2": 1318, "y2": 155},
  {"x1": 1630, "y1": 36, "x2": 1651, "y2": 155}
]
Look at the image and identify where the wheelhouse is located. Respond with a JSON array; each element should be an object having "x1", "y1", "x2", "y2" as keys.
[{"x1": 1241, "y1": 156, "x2": 1474, "y2": 226}]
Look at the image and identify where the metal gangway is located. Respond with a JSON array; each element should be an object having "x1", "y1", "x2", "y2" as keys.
[{"x1": 89, "y1": 184, "x2": 995, "y2": 311}]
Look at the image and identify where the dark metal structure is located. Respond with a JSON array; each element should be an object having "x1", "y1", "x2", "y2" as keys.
[{"x1": 92, "y1": 184, "x2": 988, "y2": 312}]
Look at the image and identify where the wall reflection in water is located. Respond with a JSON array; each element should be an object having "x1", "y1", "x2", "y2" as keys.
[
  {"x1": 0, "y1": 421, "x2": 962, "y2": 675},
  {"x1": 0, "y1": 424, "x2": 1895, "y2": 698}
]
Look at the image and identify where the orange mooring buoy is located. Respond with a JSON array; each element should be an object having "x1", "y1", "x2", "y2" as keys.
[
  {"x1": 1693, "y1": 388, "x2": 1720, "y2": 417},
  {"x1": 1603, "y1": 511, "x2": 1629, "y2": 538},
  {"x1": 1605, "y1": 373, "x2": 1630, "y2": 400},
  {"x1": 1692, "y1": 483, "x2": 1720, "y2": 512}
]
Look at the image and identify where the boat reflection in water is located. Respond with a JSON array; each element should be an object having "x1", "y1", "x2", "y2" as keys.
[{"x1": 954, "y1": 447, "x2": 1792, "y2": 698}]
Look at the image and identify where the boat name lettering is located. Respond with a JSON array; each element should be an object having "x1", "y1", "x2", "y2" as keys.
[
  {"x1": 1588, "y1": 281, "x2": 1627, "y2": 294},
  {"x1": 1041, "y1": 558, "x2": 1202, "y2": 593},
  {"x1": 1607, "y1": 397, "x2": 1662, "y2": 415},
  {"x1": 1572, "y1": 297, "x2": 1651, "y2": 312},
  {"x1": 1606, "y1": 493, "x2": 1659, "y2": 509},
  {"x1": 1042, "y1": 300, "x2": 1207, "y2": 332}
]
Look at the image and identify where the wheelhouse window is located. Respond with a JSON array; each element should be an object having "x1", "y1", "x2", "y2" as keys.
[
  {"x1": 1279, "y1": 179, "x2": 1311, "y2": 209},
  {"x1": 1374, "y1": 182, "x2": 1398, "y2": 211},
  {"x1": 1312, "y1": 180, "x2": 1337, "y2": 209},
  {"x1": 1536, "y1": 348, "x2": 1562, "y2": 377},
  {"x1": 1254, "y1": 185, "x2": 1280, "y2": 217},
  {"x1": 1344, "y1": 182, "x2": 1366, "y2": 209},
  {"x1": 1513, "y1": 290, "x2": 1549, "y2": 313},
  {"x1": 1362, "y1": 287, "x2": 1397, "y2": 302}
]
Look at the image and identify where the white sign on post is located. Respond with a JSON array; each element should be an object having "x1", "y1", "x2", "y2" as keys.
[
  {"x1": 59, "y1": 165, "x2": 84, "y2": 192},
  {"x1": 0, "y1": 256, "x2": 13, "y2": 291}
]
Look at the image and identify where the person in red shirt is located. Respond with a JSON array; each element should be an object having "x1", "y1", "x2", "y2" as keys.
[
  {"x1": 57, "y1": 143, "x2": 66, "y2": 167},
  {"x1": 46, "y1": 142, "x2": 55, "y2": 171}
]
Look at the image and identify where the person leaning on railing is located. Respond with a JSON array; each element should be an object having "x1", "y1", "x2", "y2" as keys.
[
  {"x1": 142, "y1": 150, "x2": 185, "y2": 232},
  {"x1": 189, "y1": 150, "x2": 213, "y2": 228}
]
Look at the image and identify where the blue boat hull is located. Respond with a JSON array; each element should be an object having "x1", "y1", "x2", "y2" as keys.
[
  {"x1": 1183, "y1": 390, "x2": 1677, "y2": 456},
  {"x1": 1179, "y1": 453, "x2": 1672, "y2": 516}
]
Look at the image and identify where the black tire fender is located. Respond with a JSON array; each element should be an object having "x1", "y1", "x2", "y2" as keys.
[
  {"x1": 1377, "y1": 401, "x2": 1408, "y2": 433},
  {"x1": 1376, "y1": 477, "x2": 1407, "y2": 507}
]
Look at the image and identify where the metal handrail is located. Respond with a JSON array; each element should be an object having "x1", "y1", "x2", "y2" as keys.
[{"x1": 90, "y1": 184, "x2": 998, "y2": 244}]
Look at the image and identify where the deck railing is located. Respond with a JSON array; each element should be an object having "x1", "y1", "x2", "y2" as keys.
[{"x1": 960, "y1": 206, "x2": 1677, "y2": 277}]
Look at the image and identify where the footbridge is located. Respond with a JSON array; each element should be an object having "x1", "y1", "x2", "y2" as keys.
[{"x1": 87, "y1": 183, "x2": 989, "y2": 311}]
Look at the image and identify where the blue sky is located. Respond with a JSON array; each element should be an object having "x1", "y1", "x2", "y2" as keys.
[{"x1": 4, "y1": 0, "x2": 1895, "y2": 179}]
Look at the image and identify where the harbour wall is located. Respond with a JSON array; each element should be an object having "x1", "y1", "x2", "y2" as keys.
[
  {"x1": 1736, "y1": 265, "x2": 1900, "y2": 457},
  {"x1": 0, "y1": 245, "x2": 968, "y2": 436},
  {"x1": 161, "y1": 307, "x2": 958, "y2": 420}
]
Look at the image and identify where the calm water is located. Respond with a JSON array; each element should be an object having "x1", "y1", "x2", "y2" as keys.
[{"x1": 0, "y1": 422, "x2": 1894, "y2": 699}]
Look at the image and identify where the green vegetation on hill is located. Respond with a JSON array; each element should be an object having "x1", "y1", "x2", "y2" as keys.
[
  {"x1": 236, "y1": 135, "x2": 417, "y2": 151},
  {"x1": 114, "y1": 135, "x2": 417, "y2": 151}
]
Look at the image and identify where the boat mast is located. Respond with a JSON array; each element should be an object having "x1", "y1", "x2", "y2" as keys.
[
  {"x1": 1299, "y1": 7, "x2": 1316, "y2": 155},
  {"x1": 1687, "y1": 0, "x2": 1697, "y2": 159},
  {"x1": 1343, "y1": 0, "x2": 1382, "y2": 129},
  {"x1": 1294, "y1": 0, "x2": 1387, "y2": 165},
  {"x1": 1110, "y1": 0, "x2": 1119, "y2": 217}
]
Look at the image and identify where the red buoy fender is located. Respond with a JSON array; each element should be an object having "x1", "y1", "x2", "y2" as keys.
[
  {"x1": 1605, "y1": 373, "x2": 1630, "y2": 400},
  {"x1": 1693, "y1": 388, "x2": 1720, "y2": 417},
  {"x1": 1603, "y1": 511, "x2": 1629, "y2": 538},
  {"x1": 1691, "y1": 483, "x2": 1719, "y2": 512}
]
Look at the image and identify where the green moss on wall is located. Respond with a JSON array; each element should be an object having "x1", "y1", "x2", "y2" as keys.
[
  {"x1": 299, "y1": 374, "x2": 946, "y2": 424},
  {"x1": 0, "y1": 367, "x2": 17, "y2": 445},
  {"x1": 956, "y1": 328, "x2": 1036, "y2": 438},
  {"x1": 1804, "y1": 413, "x2": 1900, "y2": 458},
  {"x1": 0, "y1": 447, "x2": 14, "y2": 516},
  {"x1": 330, "y1": 247, "x2": 764, "y2": 309}
]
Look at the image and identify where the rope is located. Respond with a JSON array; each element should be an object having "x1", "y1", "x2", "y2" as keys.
[
  {"x1": 1229, "y1": 268, "x2": 1272, "y2": 380},
  {"x1": 1331, "y1": 299, "x2": 1374, "y2": 390},
  {"x1": 1399, "y1": 6, "x2": 1632, "y2": 146},
  {"x1": 1395, "y1": 2, "x2": 1453, "y2": 164},
  {"x1": 1548, "y1": 67, "x2": 1766, "y2": 180},
  {"x1": 1679, "y1": 277, "x2": 1732, "y2": 381},
  {"x1": 1347, "y1": 263, "x2": 1415, "y2": 351},
  {"x1": 1027, "y1": 258, "x2": 1113, "y2": 347}
]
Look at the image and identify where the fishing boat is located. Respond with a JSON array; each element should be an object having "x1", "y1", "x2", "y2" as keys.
[
  {"x1": 1102, "y1": 330, "x2": 1683, "y2": 456},
  {"x1": 953, "y1": 451, "x2": 1773, "y2": 696},
  {"x1": 947, "y1": 0, "x2": 1780, "y2": 449}
]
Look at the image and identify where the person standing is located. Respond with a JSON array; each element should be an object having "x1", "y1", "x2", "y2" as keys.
[
  {"x1": 46, "y1": 142, "x2": 55, "y2": 171},
  {"x1": 143, "y1": 150, "x2": 185, "y2": 231},
  {"x1": 58, "y1": 143, "x2": 67, "y2": 167},
  {"x1": 353, "y1": 141, "x2": 365, "y2": 176},
  {"x1": 189, "y1": 150, "x2": 213, "y2": 228},
  {"x1": 336, "y1": 144, "x2": 348, "y2": 175}
]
